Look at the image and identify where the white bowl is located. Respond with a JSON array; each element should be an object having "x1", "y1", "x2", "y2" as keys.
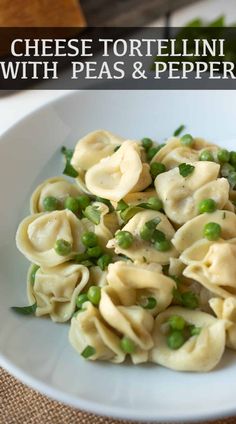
[{"x1": 1, "y1": 90, "x2": 236, "y2": 422}]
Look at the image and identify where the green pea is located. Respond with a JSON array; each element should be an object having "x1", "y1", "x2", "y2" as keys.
[
  {"x1": 87, "y1": 286, "x2": 101, "y2": 306},
  {"x1": 77, "y1": 195, "x2": 90, "y2": 210},
  {"x1": 43, "y1": 196, "x2": 60, "y2": 211},
  {"x1": 115, "y1": 231, "x2": 134, "y2": 249},
  {"x1": 81, "y1": 345, "x2": 96, "y2": 359},
  {"x1": 167, "y1": 331, "x2": 185, "y2": 350},
  {"x1": 81, "y1": 231, "x2": 98, "y2": 248},
  {"x1": 180, "y1": 134, "x2": 194, "y2": 147},
  {"x1": 141, "y1": 296, "x2": 157, "y2": 309},
  {"x1": 199, "y1": 150, "x2": 214, "y2": 162},
  {"x1": 76, "y1": 293, "x2": 88, "y2": 309},
  {"x1": 64, "y1": 196, "x2": 79, "y2": 213},
  {"x1": 154, "y1": 239, "x2": 172, "y2": 252},
  {"x1": 198, "y1": 198, "x2": 217, "y2": 214},
  {"x1": 220, "y1": 162, "x2": 235, "y2": 177},
  {"x1": 30, "y1": 264, "x2": 40, "y2": 285},
  {"x1": 228, "y1": 171, "x2": 236, "y2": 189},
  {"x1": 97, "y1": 254, "x2": 112, "y2": 271},
  {"x1": 140, "y1": 223, "x2": 154, "y2": 241},
  {"x1": 147, "y1": 146, "x2": 159, "y2": 161},
  {"x1": 150, "y1": 162, "x2": 166, "y2": 179},
  {"x1": 120, "y1": 336, "x2": 136, "y2": 354},
  {"x1": 141, "y1": 137, "x2": 153, "y2": 150},
  {"x1": 147, "y1": 197, "x2": 163, "y2": 211},
  {"x1": 74, "y1": 252, "x2": 89, "y2": 263},
  {"x1": 87, "y1": 246, "x2": 103, "y2": 258},
  {"x1": 203, "y1": 222, "x2": 221, "y2": 241},
  {"x1": 54, "y1": 239, "x2": 72, "y2": 256},
  {"x1": 217, "y1": 149, "x2": 230, "y2": 163},
  {"x1": 230, "y1": 151, "x2": 236, "y2": 166},
  {"x1": 168, "y1": 315, "x2": 186, "y2": 331},
  {"x1": 181, "y1": 291, "x2": 199, "y2": 309}
]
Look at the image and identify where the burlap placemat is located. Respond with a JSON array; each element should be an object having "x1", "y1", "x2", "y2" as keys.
[{"x1": 1, "y1": 367, "x2": 236, "y2": 424}]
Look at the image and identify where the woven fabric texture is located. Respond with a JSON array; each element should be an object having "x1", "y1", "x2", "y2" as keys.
[{"x1": 1, "y1": 367, "x2": 236, "y2": 424}]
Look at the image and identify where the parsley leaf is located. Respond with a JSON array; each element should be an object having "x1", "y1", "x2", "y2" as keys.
[
  {"x1": 178, "y1": 163, "x2": 195, "y2": 177},
  {"x1": 11, "y1": 303, "x2": 37, "y2": 315},
  {"x1": 83, "y1": 205, "x2": 101, "y2": 225},
  {"x1": 61, "y1": 146, "x2": 78, "y2": 178},
  {"x1": 173, "y1": 124, "x2": 186, "y2": 137}
]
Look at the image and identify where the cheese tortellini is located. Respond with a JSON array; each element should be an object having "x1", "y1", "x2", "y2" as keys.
[
  {"x1": 69, "y1": 301, "x2": 125, "y2": 363},
  {"x1": 150, "y1": 306, "x2": 226, "y2": 371},
  {"x1": 27, "y1": 263, "x2": 89, "y2": 322},
  {"x1": 151, "y1": 136, "x2": 217, "y2": 170},
  {"x1": 85, "y1": 141, "x2": 152, "y2": 201},
  {"x1": 16, "y1": 210, "x2": 85, "y2": 267},
  {"x1": 93, "y1": 201, "x2": 119, "y2": 250},
  {"x1": 106, "y1": 261, "x2": 176, "y2": 315},
  {"x1": 99, "y1": 287, "x2": 154, "y2": 364},
  {"x1": 155, "y1": 162, "x2": 229, "y2": 225},
  {"x1": 210, "y1": 297, "x2": 236, "y2": 350},
  {"x1": 182, "y1": 239, "x2": 236, "y2": 299},
  {"x1": 71, "y1": 130, "x2": 125, "y2": 194},
  {"x1": 107, "y1": 210, "x2": 178, "y2": 264},
  {"x1": 172, "y1": 210, "x2": 236, "y2": 253},
  {"x1": 30, "y1": 177, "x2": 81, "y2": 214},
  {"x1": 71, "y1": 130, "x2": 124, "y2": 172},
  {"x1": 15, "y1": 128, "x2": 236, "y2": 373}
]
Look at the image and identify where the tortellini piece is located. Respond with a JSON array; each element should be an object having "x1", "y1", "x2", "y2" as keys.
[
  {"x1": 99, "y1": 287, "x2": 154, "y2": 363},
  {"x1": 71, "y1": 130, "x2": 124, "y2": 172},
  {"x1": 152, "y1": 137, "x2": 198, "y2": 170},
  {"x1": 30, "y1": 177, "x2": 80, "y2": 214},
  {"x1": 123, "y1": 189, "x2": 157, "y2": 206},
  {"x1": 85, "y1": 141, "x2": 152, "y2": 201},
  {"x1": 107, "y1": 210, "x2": 178, "y2": 265},
  {"x1": 172, "y1": 210, "x2": 236, "y2": 253},
  {"x1": 168, "y1": 257, "x2": 185, "y2": 276},
  {"x1": 155, "y1": 161, "x2": 229, "y2": 225},
  {"x1": 16, "y1": 210, "x2": 85, "y2": 267},
  {"x1": 27, "y1": 263, "x2": 89, "y2": 322},
  {"x1": 69, "y1": 301, "x2": 125, "y2": 363},
  {"x1": 150, "y1": 306, "x2": 226, "y2": 371},
  {"x1": 93, "y1": 202, "x2": 119, "y2": 250},
  {"x1": 210, "y1": 297, "x2": 236, "y2": 350},
  {"x1": 182, "y1": 239, "x2": 236, "y2": 299},
  {"x1": 106, "y1": 261, "x2": 176, "y2": 315},
  {"x1": 74, "y1": 169, "x2": 92, "y2": 195},
  {"x1": 151, "y1": 137, "x2": 217, "y2": 170},
  {"x1": 89, "y1": 266, "x2": 108, "y2": 288}
]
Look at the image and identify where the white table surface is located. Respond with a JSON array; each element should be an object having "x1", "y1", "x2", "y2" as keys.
[{"x1": 0, "y1": 0, "x2": 234, "y2": 135}]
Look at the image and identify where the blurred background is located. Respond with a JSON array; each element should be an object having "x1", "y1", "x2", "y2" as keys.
[
  {"x1": 0, "y1": 0, "x2": 236, "y2": 133},
  {"x1": 0, "y1": 0, "x2": 235, "y2": 27}
]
